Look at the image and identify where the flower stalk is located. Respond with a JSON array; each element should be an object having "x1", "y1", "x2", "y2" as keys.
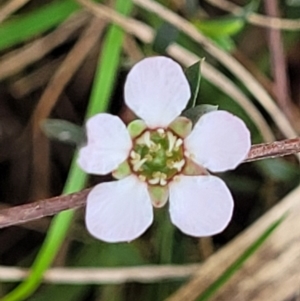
[{"x1": 0, "y1": 136, "x2": 300, "y2": 229}]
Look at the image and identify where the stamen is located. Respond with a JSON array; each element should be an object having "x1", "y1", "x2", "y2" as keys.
[
  {"x1": 132, "y1": 158, "x2": 147, "y2": 172},
  {"x1": 145, "y1": 154, "x2": 153, "y2": 161},
  {"x1": 144, "y1": 131, "x2": 152, "y2": 148},
  {"x1": 157, "y1": 128, "x2": 165, "y2": 137},
  {"x1": 167, "y1": 131, "x2": 176, "y2": 152},
  {"x1": 129, "y1": 128, "x2": 186, "y2": 185},
  {"x1": 160, "y1": 178, "x2": 167, "y2": 186},
  {"x1": 149, "y1": 143, "x2": 161, "y2": 152},
  {"x1": 166, "y1": 151, "x2": 172, "y2": 157},
  {"x1": 152, "y1": 171, "x2": 161, "y2": 178},
  {"x1": 149, "y1": 177, "x2": 160, "y2": 185},
  {"x1": 166, "y1": 159, "x2": 174, "y2": 168},
  {"x1": 139, "y1": 175, "x2": 146, "y2": 182},
  {"x1": 174, "y1": 138, "x2": 183, "y2": 150},
  {"x1": 135, "y1": 131, "x2": 154, "y2": 148},
  {"x1": 149, "y1": 172, "x2": 168, "y2": 186},
  {"x1": 172, "y1": 159, "x2": 185, "y2": 171},
  {"x1": 130, "y1": 150, "x2": 139, "y2": 160}
]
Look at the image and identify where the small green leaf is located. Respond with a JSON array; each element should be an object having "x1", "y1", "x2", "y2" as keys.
[
  {"x1": 153, "y1": 22, "x2": 178, "y2": 54},
  {"x1": 41, "y1": 119, "x2": 85, "y2": 146},
  {"x1": 193, "y1": 16, "x2": 245, "y2": 38},
  {"x1": 185, "y1": 59, "x2": 204, "y2": 108},
  {"x1": 243, "y1": 0, "x2": 260, "y2": 17},
  {"x1": 182, "y1": 104, "x2": 218, "y2": 125},
  {"x1": 211, "y1": 36, "x2": 235, "y2": 52},
  {"x1": 197, "y1": 213, "x2": 288, "y2": 301}
]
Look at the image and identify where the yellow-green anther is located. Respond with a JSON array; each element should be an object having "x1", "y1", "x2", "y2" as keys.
[
  {"x1": 149, "y1": 142, "x2": 161, "y2": 152},
  {"x1": 166, "y1": 159, "x2": 174, "y2": 168},
  {"x1": 145, "y1": 154, "x2": 153, "y2": 161},
  {"x1": 152, "y1": 171, "x2": 161, "y2": 179}
]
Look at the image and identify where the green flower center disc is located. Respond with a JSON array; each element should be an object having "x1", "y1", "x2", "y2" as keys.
[{"x1": 129, "y1": 129, "x2": 185, "y2": 185}]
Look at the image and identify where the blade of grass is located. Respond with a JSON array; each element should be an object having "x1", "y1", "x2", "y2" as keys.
[
  {"x1": 197, "y1": 213, "x2": 287, "y2": 301},
  {"x1": 1, "y1": 159, "x2": 85, "y2": 301},
  {"x1": 0, "y1": 0, "x2": 80, "y2": 51},
  {"x1": 1, "y1": 1, "x2": 133, "y2": 300},
  {"x1": 87, "y1": 1, "x2": 133, "y2": 118}
]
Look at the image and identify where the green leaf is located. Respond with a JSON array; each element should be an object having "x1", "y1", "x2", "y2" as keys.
[
  {"x1": 286, "y1": 0, "x2": 300, "y2": 6},
  {"x1": 41, "y1": 119, "x2": 85, "y2": 146},
  {"x1": 0, "y1": 0, "x2": 80, "y2": 51},
  {"x1": 193, "y1": 16, "x2": 245, "y2": 38},
  {"x1": 243, "y1": 0, "x2": 260, "y2": 16},
  {"x1": 185, "y1": 59, "x2": 204, "y2": 108},
  {"x1": 255, "y1": 159, "x2": 300, "y2": 182},
  {"x1": 182, "y1": 104, "x2": 218, "y2": 125},
  {"x1": 153, "y1": 22, "x2": 178, "y2": 54},
  {"x1": 197, "y1": 213, "x2": 288, "y2": 301},
  {"x1": 211, "y1": 36, "x2": 235, "y2": 52}
]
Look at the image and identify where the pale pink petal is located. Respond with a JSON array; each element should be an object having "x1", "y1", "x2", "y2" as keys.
[
  {"x1": 169, "y1": 175, "x2": 233, "y2": 237},
  {"x1": 185, "y1": 111, "x2": 251, "y2": 172},
  {"x1": 85, "y1": 175, "x2": 153, "y2": 242},
  {"x1": 78, "y1": 113, "x2": 132, "y2": 175},
  {"x1": 124, "y1": 57, "x2": 191, "y2": 128}
]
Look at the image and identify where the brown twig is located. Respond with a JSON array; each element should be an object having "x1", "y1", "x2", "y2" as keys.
[
  {"x1": 0, "y1": 264, "x2": 200, "y2": 284},
  {"x1": 0, "y1": 138, "x2": 300, "y2": 229},
  {"x1": 0, "y1": 0, "x2": 30, "y2": 24},
  {"x1": 9, "y1": 58, "x2": 64, "y2": 98},
  {"x1": 264, "y1": 0, "x2": 300, "y2": 129},
  {"x1": 0, "y1": 188, "x2": 91, "y2": 229},
  {"x1": 30, "y1": 17, "x2": 106, "y2": 137},
  {"x1": 0, "y1": 11, "x2": 89, "y2": 81},
  {"x1": 243, "y1": 138, "x2": 300, "y2": 162},
  {"x1": 205, "y1": 0, "x2": 300, "y2": 30},
  {"x1": 30, "y1": 17, "x2": 107, "y2": 200}
]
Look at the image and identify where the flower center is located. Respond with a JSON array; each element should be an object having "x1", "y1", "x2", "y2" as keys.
[{"x1": 128, "y1": 129, "x2": 185, "y2": 186}]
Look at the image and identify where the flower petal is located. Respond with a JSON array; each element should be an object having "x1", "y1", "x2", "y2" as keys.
[
  {"x1": 124, "y1": 57, "x2": 191, "y2": 128},
  {"x1": 185, "y1": 111, "x2": 251, "y2": 172},
  {"x1": 85, "y1": 175, "x2": 153, "y2": 242},
  {"x1": 78, "y1": 113, "x2": 132, "y2": 175},
  {"x1": 169, "y1": 175, "x2": 233, "y2": 237}
]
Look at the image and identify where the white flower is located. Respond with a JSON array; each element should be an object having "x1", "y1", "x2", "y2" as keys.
[{"x1": 78, "y1": 56, "x2": 251, "y2": 243}]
